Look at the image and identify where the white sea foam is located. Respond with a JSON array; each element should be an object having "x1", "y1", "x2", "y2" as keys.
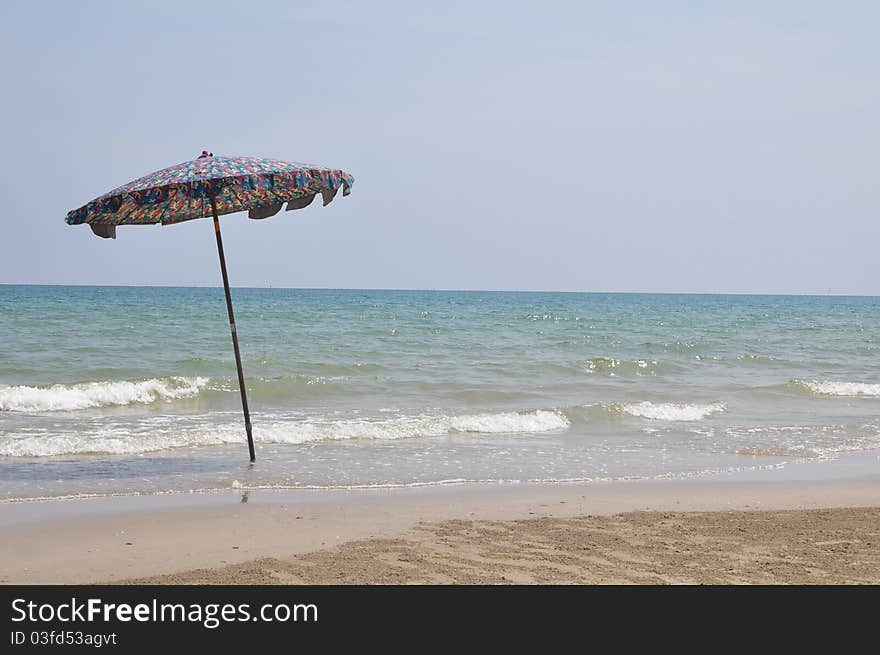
[
  {"x1": 615, "y1": 401, "x2": 725, "y2": 421},
  {"x1": 0, "y1": 466, "x2": 798, "y2": 504},
  {"x1": 0, "y1": 427, "x2": 243, "y2": 457},
  {"x1": 449, "y1": 410, "x2": 568, "y2": 433},
  {"x1": 794, "y1": 380, "x2": 880, "y2": 397},
  {"x1": 0, "y1": 409, "x2": 570, "y2": 456},
  {"x1": 0, "y1": 377, "x2": 210, "y2": 412},
  {"x1": 243, "y1": 410, "x2": 569, "y2": 445}
]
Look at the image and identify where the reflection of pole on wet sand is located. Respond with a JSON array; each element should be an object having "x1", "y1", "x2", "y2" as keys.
[{"x1": 233, "y1": 463, "x2": 254, "y2": 502}]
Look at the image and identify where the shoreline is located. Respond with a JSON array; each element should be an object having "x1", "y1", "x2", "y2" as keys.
[
  {"x1": 2, "y1": 453, "x2": 879, "y2": 584},
  {"x1": 3, "y1": 446, "x2": 879, "y2": 506}
]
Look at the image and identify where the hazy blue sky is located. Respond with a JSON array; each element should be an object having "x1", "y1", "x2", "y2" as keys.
[{"x1": 1, "y1": 1, "x2": 877, "y2": 293}]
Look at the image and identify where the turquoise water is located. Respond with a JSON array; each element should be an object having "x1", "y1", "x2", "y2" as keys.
[{"x1": 1, "y1": 285, "x2": 879, "y2": 500}]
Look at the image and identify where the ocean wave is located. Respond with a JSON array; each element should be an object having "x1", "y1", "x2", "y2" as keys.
[
  {"x1": 583, "y1": 357, "x2": 660, "y2": 374},
  {"x1": 735, "y1": 437, "x2": 880, "y2": 458},
  {"x1": 449, "y1": 410, "x2": 568, "y2": 433},
  {"x1": 791, "y1": 380, "x2": 880, "y2": 397},
  {"x1": 0, "y1": 409, "x2": 571, "y2": 456},
  {"x1": 252, "y1": 410, "x2": 569, "y2": 444},
  {"x1": 735, "y1": 353, "x2": 781, "y2": 363},
  {"x1": 610, "y1": 401, "x2": 726, "y2": 421},
  {"x1": 735, "y1": 447, "x2": 791, "y2": 457},
  {"x1": 0, "y1": 377, "x2": 210, "y2": 412},
  {"x1": 729, "y1": 423, "x2": 880, "y2": 458}
]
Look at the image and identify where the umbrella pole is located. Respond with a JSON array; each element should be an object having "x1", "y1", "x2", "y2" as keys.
[{"x1": 209, "y1": 195, "x2": 256, "y2": 462}]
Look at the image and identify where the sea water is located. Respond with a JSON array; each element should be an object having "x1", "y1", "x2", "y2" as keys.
[{"x1": 1, "y1": 285, "x2": 879, "y2": 501}]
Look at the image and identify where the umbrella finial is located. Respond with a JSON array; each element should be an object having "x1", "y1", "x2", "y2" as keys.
[{"x1": 198, "y1": 150, "x2": 213, "y2": 158}]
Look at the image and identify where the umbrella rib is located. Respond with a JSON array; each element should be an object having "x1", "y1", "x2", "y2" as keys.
[
  {"x1": 226, "y1": 180, "x2": 250, "y2": 215},
  {"x1": 185, "y1": 181, "x2": 198, "y2": 222},
  {"x1": 228, "y1": 174, "x2": 287, "y2": 213},
  {"x1": 156, "y1": 186, "x2": 182, "y2": 225},
  {"x1": 117, "y1": 193, "x2": 136, "y2": 225}
]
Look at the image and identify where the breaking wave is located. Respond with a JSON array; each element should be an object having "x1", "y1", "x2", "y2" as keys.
[
  {"x1": 610, "y1": 401, "x2": 726, "y2": 421},
  {"x1": 0, "y1": 377, "x2": 211, "y2": 412},
  {"x1": 791, "y1": 380, "x2": 880, "y2": 397},
  {"x1": 0, "y1": 409, "x2": 570, "y2": 456}
]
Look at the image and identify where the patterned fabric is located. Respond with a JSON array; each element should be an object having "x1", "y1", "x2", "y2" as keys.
[{"x1": 65, "y1": 154, "x2": 354, "y2": 235}]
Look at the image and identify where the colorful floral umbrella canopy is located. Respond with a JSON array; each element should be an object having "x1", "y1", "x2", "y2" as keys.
[
  {"x1": 66, "y1": 152, "x2": 354, "y2": 238},
  {"x1": 65, "y1": 152, "x2": 354, "y2": 462}
]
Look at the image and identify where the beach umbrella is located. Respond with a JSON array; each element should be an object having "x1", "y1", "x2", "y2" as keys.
[{"x1": 65, "y1": 151, "x2": 354, "y2": 462}]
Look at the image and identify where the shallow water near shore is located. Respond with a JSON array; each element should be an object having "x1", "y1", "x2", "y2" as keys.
[{"x1": 2, "y1": 285, "x2": 880, "y2": 501}]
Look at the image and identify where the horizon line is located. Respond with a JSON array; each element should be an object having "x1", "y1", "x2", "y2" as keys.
[{"x1": 0, "y1": 283, "x2": 877, "y2": 299}]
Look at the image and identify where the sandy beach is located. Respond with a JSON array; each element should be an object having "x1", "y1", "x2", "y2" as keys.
[
  {"x1": 5, "y1": 0, "x2": 880, "y2": 610},
  {"x1": 2, "y1": 457, "x2": 879, "y2": 585},
  {"x1": 135, "y1": 506, "x2": 880, "y2": 585}
]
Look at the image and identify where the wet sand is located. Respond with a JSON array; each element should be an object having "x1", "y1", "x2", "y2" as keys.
[{"x1": 2, "y1": 469, "x2": 879, "y2": 585}]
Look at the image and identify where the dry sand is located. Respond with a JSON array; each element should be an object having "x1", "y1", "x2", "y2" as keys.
[
  {"x1": 131, "y1": 507, "x2": 880, "y2": 585},
  {"x1": 3, "y1": 472, "x2": 880, "y2": 585}
]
